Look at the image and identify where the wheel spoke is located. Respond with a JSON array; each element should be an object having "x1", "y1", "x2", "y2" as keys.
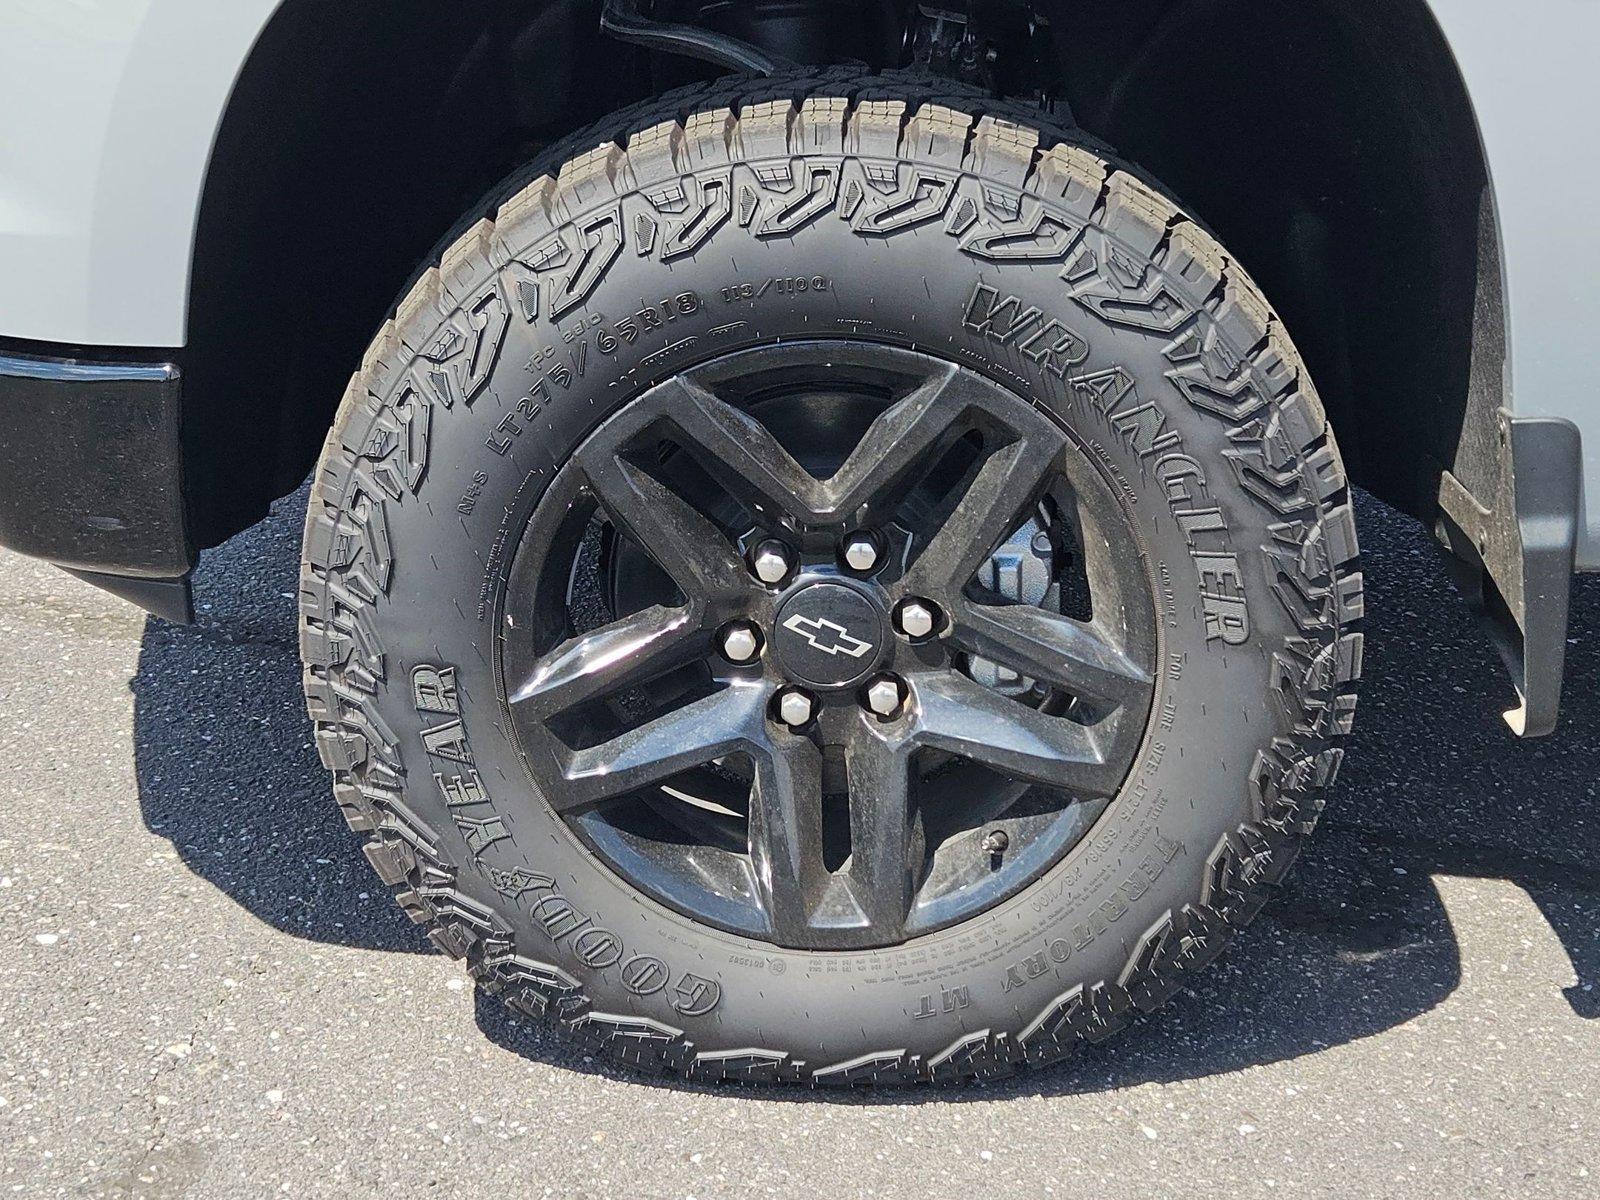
[
  {"x1": 552, "y1": 684, "x2": 766, "y2": 811},
  {"x1": 509, "y1": 604, "x2": 709, "y2": 719},
  {"x1": 660, "y1": 365, "x2": 992, "y2": 528},
  {"x1": 904, "y1": 427, "x2": 1065, "y2": 594},
  {"x1": 747, "y1": 733, "x2": 827, "y2": 944},
  {"x1": 843, "y1": 720, "x2": 922, "y2": 939},
  {"x1": 816, "y1": 365, "x2": 978, "y2": 523},
  {"x1": 580, "y1": 452, "x2": 748, "y2": 602},
  {"x1": 948, "y1": 601, "x2": 1152, "y2": 710},
  {"x1": 911, "y1": 671, "x2": 1124, "y2": 796},
  {"x1": 658, "y1": 376, "x2": 820, "y2": 527}
]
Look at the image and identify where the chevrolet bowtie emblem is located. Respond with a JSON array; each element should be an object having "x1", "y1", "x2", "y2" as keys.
[{"x1": 781, "y1": 613, "x2": 873, "y2": 658}]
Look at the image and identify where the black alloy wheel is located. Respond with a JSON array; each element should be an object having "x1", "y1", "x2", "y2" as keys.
[{"x1": 501, "y1": 342, "x2": 1157, "y2": 949}]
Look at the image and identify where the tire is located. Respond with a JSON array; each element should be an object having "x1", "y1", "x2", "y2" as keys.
[{"x1": 299, "y1": 71, "x2": 1362, "y2": 1087}]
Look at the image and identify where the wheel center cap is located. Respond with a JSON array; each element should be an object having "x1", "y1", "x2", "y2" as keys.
[{"x1": 771, "y1": 582, "x2": 886, "y2": 689}]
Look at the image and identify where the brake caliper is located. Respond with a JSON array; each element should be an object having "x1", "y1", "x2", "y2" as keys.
[{"x1": 967, "y1": 514, "x2": 1057, "y2": 696}]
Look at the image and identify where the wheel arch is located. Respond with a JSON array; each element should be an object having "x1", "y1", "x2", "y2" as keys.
[
  {"x1": 183, "y1": 0, "x2": 1511, "y2": 542},
  {"x1": 183, "y1": 0, "x2": 1569, "y2": 731},
  {"x1": 181, "y1": 0, "x2": 641, "y2": 547}
]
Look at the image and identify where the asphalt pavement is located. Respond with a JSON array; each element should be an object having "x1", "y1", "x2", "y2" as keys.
[{"x1": 1, "y1": 488, "x2": 1596, "y2": 1198}]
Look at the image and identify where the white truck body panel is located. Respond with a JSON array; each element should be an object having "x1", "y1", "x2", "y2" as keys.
[{"x1": 0, "y1": 0, "x2": 278, "y2": 347}]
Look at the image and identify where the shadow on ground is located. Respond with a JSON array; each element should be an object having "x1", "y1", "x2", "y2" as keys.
[{"x1": 132, "y1": 487, "x2": 1600, "y2": 1094}]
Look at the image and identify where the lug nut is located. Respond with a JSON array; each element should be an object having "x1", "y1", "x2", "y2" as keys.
[
  {"x1": 841, "y1": 532, "x2": 881, "y2": 573},
  {"x1": 896, "y1": 599, "x2": 939, "y2": 640},
  {"x1": 864, "y1": 675, "x2": 906, "y2": 719},
  {"x1": 720, "y1": 622, "x2": 761, "y2": 664},
  {"x1": 750, "y1": 540, "x2": 793, "y2": 585},
  {"x1": 776, "y1": 688, "x2": 815, "y2": 730}
]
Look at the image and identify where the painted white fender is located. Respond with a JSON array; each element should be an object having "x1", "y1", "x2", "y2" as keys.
[{"x1": 0, "y1": 0, "x2": 281, "y2": 347}]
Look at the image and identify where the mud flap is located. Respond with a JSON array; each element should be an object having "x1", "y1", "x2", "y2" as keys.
[{"x1": 1437, "y1": 412, "x2": 1581, "y2": 737}]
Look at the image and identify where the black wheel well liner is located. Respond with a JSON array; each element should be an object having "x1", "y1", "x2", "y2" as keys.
[{"x1": 182, "y1": 0, "x2": 1498, "y2": 553}]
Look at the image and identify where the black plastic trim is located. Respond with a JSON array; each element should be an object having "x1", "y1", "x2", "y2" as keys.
[
  {"x1": 0, "y1": 342, "x2": 194, "y2": 622},
  {"x1": 599, "y1": 0, "x2": 794, "y2": 75},
  {"x1": 61, "y1": 568, "x2": 195, "y2": 625},
  {"x1": 1437, "y1": 413, "x2": 1581, "y2": 737},
  {"x1": 1499, "y1": 417, "x2": 1582, "y2": 736}
]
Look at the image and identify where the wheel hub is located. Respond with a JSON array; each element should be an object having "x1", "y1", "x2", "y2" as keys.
[{"x1": 771, "y1": 579, "x2": 886, "y2": 689}]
